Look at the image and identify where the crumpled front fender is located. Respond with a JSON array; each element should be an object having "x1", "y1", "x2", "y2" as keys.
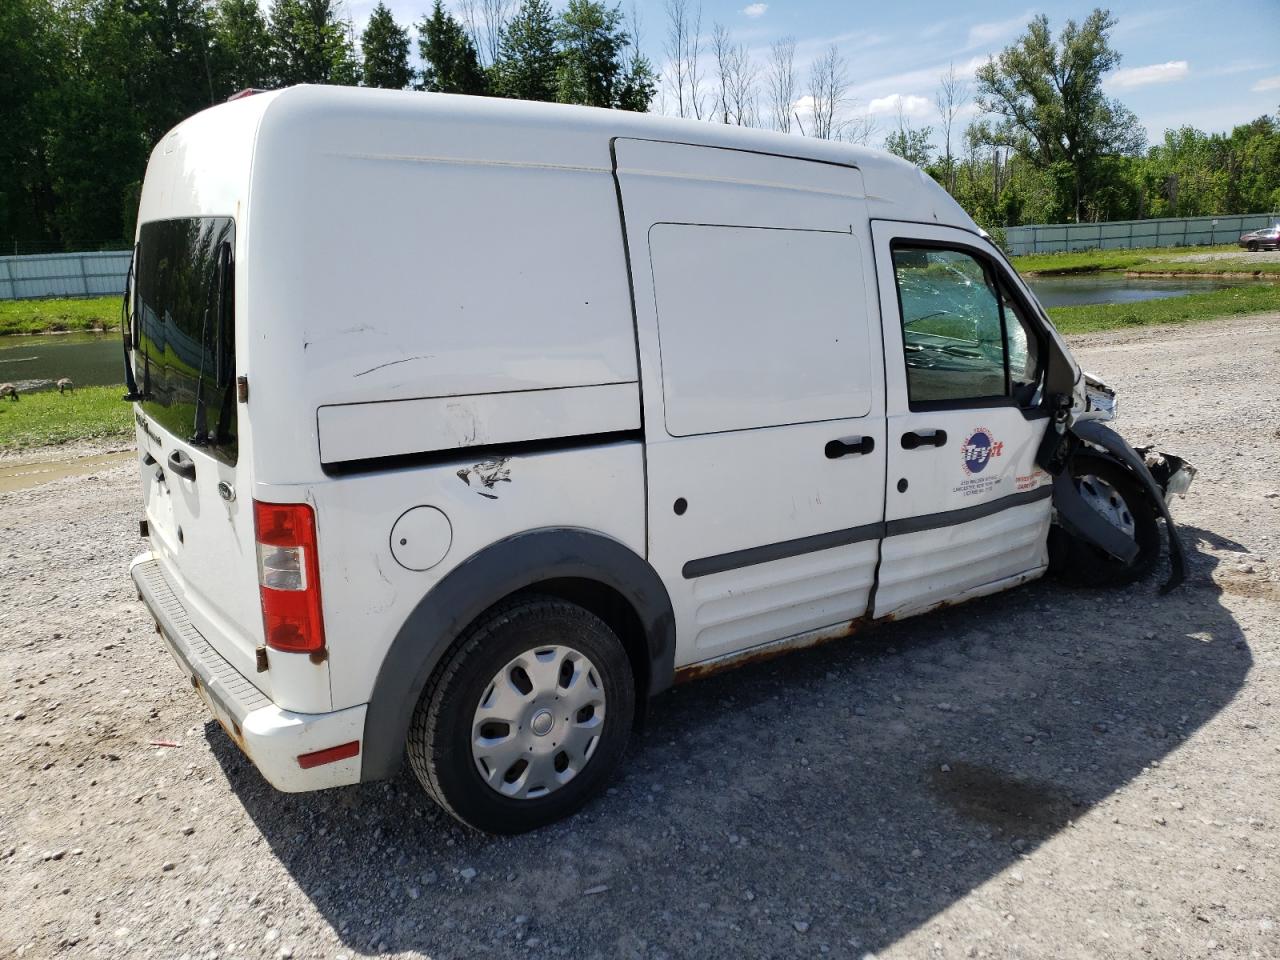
[{"x1": 1051, "y1": 420, "x2": 1189, "y2": 594}]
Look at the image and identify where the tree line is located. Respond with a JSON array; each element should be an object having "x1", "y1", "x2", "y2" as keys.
[
  {"x1": 0, "y1": 0, "x2": 654, "y2": 252},
  {"x1": 660, "y1": 5, "x2": 1280, "y2": 232},
  {"x1": 2, "y1": 2, "x2": 1277, "y2": 253}
]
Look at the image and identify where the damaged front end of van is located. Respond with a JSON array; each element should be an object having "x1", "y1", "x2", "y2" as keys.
[{"x1": 1039, "y1": 366, "x2": 1197, "y2": 593}]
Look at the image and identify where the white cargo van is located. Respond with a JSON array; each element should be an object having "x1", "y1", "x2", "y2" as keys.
[{"x1": 126, "y1": 85, "x2": 1193, "y2": 833}]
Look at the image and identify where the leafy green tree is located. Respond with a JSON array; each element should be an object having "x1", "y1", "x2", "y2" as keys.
[
  {"x1": 0, "y1": 0, "x2": 65, "y2": 248},
  {"x1": 417, "y1": 0, "x2": 487, "y2": 94},
  {"x1": 972, "y1": 8, "x2": 1145, "y2": 223},
  {"x1": 492, "y1": 0, "x2": 558, "y2": 101},
  {"x1": 360, "y1": 2, "x2": 413, "y2": 90},
  {"x1": 210, "y1": 0, "x2": 274, "y2": 95},
  {"x1": 885, "y1": 126, "x2": 934, "y2": 168},
  {"x1": 268, "y1": 0, "x2": 361, "y2": 86}
]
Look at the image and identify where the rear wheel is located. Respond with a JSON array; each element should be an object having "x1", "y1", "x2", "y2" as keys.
[
  {"x1": 407, "y1": 596, "x2": 635, "y2": 834},
  {"x1": 1049, "y1": 454, "x2": 1161, "y2": 587}
]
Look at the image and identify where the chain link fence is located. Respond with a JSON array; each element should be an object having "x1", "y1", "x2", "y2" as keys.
[{"x1": 1005, "y1": 213, "x2": 1280, "y2": 256}]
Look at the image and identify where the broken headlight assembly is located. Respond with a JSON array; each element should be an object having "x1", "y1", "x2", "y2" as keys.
[{"x1": 1081, "y1": 372, "x2": 1118, "y2": 421}]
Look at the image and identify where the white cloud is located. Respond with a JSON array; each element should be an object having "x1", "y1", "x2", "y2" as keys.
[
  {"x1": 1253, "y1": 75, "x2": 1280, "y2": 93},
  {"x1": 741, "y1": 3, "x2": 767, "y2": 18},
  {"x1": 1108, "y1": 60, "x2": 1189, "y2": 89},
  {"x1": 867, "y1": 93, "x2": 932, "y2": 117},
  {"x1": 966, "y1": 11, "x2": 1033, "y2": 48}
]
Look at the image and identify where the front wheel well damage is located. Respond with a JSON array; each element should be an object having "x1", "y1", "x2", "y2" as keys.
[{"x1": 1043, "y1": 419, "x2": 1189, "y2": 593}]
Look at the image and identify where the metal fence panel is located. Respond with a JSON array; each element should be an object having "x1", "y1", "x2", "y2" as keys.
[
  {"x1": 1006, "y1": 213, "x2": 1280, "y2": 256},
  {"x1": 0, "y1": 250, "x2": 132, "y2": 300}
]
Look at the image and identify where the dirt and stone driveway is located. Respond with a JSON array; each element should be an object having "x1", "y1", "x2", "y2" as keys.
[{"x1": 2, "y1": 315, "x2": 1278, "y2": 959}]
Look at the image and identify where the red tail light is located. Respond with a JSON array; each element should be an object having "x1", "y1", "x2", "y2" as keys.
[{"x1": 253, "y1": 500, "x2": 326, "y2": 654}]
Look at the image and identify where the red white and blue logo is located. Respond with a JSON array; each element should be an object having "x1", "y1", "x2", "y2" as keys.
[{"x1": 961, "y1": 427, "x2": 1004, "y2": 475}]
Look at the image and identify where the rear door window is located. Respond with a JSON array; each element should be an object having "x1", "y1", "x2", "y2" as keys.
[{"x1": 135, "y1": 218, "x2": 237, "y2": 463}]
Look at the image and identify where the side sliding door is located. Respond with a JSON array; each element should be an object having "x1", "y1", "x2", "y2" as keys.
[
  {"x1": 870, "y1": 220, "x2": 1054, "y2": 620},
  {"x1": 614, "y1": 139, "x2": 886, "y2": 671}
]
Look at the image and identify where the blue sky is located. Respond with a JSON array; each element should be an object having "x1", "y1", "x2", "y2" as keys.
[{"x1": 344, "y1": 0, "x2": 1280, "y2": 147}]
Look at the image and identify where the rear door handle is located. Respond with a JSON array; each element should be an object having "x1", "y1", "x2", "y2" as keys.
[
  {"x1": 901, "y1": 429, "x2": 948, "y2": 450},
  {"x1": 167, "y1": 449, "x2": 197, "y2": 481},
  {"x1": 825, "y1": 436, "x2": 875, "y2": 459}
]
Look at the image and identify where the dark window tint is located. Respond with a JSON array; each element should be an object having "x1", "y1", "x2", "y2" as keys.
[
  {"x1": 892, "y1": 245, "x2": 1007, "y2": 405},
  {"x1": 134, "y1": 218, "x2": 237, "y2": 464}
]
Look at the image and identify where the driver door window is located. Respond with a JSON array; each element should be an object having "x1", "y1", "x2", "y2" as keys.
[{"x1": 892, "y1": 245, "x2": 1008, "y2": 406}]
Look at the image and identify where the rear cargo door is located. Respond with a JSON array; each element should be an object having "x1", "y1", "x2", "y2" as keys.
[
  {"x1": 132, "y1": 218, "x2": 266, "y2": 688},
  {"x1": 870, "y1": 220, "x2": 1054, "y2": 619},
  {"x1": 614, "y1": 139, "x2": 886, "y2": 669}
]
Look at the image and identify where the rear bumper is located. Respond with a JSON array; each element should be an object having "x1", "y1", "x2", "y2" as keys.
[{"x1": 130, "y1": 553, "x2": 366, "y2": 792}]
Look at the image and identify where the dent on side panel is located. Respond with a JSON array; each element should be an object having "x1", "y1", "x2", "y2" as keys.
[{"x1": 874, "y1": 501, "x2": 1051, "y2": 620}]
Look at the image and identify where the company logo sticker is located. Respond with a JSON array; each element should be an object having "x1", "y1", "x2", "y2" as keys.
[{"x1": 961, "y1": 427, "x2": 1004, "y2": 475}]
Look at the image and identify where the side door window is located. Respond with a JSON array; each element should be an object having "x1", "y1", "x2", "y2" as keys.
[{"x1": 893, "y1": 245, "x2": 1007, "y2": 405}]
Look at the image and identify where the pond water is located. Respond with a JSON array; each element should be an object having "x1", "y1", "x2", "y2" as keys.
[
  {"x1": 0, "y1": 274, "x2": 1269, "y2": 390},
  {"x1": 1025, "y1": 274, "x2": 1252, "y2": 308},
  {"x1": 0, "y1": 332, "x2": 124, "y2": 391}
]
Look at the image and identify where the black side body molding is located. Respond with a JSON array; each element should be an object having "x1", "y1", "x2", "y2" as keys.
[
  {"x1": 1060, "y1": 419, "x2": 1188, "y2": 594},
  {"x1": 360, "y1": 528, "x2": 676, "y2": 782}
]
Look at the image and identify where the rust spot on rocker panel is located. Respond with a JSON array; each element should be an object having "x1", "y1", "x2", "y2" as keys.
[{"x1": 673, "y1": 616, "x2": 870, "y2": 684}]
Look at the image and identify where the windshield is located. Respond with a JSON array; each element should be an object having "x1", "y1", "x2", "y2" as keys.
[{"x1": 134, "y1": 217, "x2": 237, "y2": 464}]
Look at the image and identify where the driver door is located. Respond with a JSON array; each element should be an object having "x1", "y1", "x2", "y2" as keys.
[{"x1": 870, "y1": 220, "x2": 1054, "y2": 619}]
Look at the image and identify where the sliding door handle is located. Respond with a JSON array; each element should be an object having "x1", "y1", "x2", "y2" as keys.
[
  {"x1": 825, "y1": 436, "x2": 875, "y2": 459},
  {"x1": 901, "y1": 429, "x2": 948, "y2": 450}
]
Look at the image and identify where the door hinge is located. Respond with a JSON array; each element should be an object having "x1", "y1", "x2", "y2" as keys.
[
  {"x1": 255, "y1": 646, "x2": 269, "y2": 673},
  {"x1": 236, "y1": 375, "x2": 249, "y2": 403}
]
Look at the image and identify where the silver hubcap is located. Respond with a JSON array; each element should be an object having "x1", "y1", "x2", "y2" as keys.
[
  {"x1": 1077, "y1": 474, "x2": 1136, "y2": 539},
  {"x1": 471, "y1": 645, "x2": 606, "y2": 800}
]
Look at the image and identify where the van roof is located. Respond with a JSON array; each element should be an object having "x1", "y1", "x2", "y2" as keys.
[{"x1": 169, "y1": 84, "x2": 976, "y2": 233}]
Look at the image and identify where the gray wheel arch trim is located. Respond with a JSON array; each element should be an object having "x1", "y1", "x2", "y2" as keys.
[{"x1": 360, "y1": 527, "x2": 676, "y2": 782}]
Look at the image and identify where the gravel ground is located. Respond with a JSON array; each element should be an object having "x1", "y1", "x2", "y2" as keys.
[{"x1": 2, "y1": 314, "x2": 1279, "y2": 960}]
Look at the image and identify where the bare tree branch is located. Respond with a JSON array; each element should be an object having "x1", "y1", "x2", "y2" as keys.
[
  {"x1": 807, "y1": 43, "x2": 847, "y2": 140},
  {"x1": 935, "y1": 61, "x2": 970, "y2": 192},
  {"x1": 765, "y1": 35, "x2": 795, "y2": 133}
]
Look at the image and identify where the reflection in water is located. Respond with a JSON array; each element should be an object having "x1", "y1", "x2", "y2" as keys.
[{"x1": 0, "y1": 332, "x2": 123, "y2": 391}]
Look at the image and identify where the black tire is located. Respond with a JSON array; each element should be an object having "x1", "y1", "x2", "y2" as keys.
[
  {"x1": 1247, "y1": 241, "x2": 1259, "y2": 252},
  {"x1": 406, "y1": 595, "x2": 635, "y2": 834},
  {"x1": 1048, "y1": 454, "x2": 1161, "y2": 588}
]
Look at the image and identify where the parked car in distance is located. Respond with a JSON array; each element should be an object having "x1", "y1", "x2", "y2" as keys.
[
  {"x1": 125, "y1": 85, "x2": 1195, "y2": 835},
  {"x1": 1238, "y1": 225, "x2": 1280, "y2": 251}
]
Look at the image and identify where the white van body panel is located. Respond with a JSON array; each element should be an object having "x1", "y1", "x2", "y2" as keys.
[
  {"x1": 132, "y1": 95, "x2": 296, "y2": 705},
  {"x1": 128, "y1": 86, "x2": 1075, "y2": 793},
  {"x1": 303, "y1": 441, "x2": 646, "y2": 711},
  {"x1": 316, "y1": 382, "x2": 639, "y2": 464},
  {"x1": 613, "y1": 138, "x2": 886, "y2": 667}
]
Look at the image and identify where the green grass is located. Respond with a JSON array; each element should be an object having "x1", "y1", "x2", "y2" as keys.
[
  {"x1": 1122, "y1": 258, "x2": 1280, "y2": 277},
  {"x1": 0, "y1": 384, "x2": 132, "y2": 449},
  {"x1": 1048, "y1": 283, "x2": 1280, "y2": 334},
  {"x1": 1011, "y1": 243, "x2": 1238, "y2": 275},
  {"x1": 0, "y1": 296, "x2": 119, "y2": 336}
]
